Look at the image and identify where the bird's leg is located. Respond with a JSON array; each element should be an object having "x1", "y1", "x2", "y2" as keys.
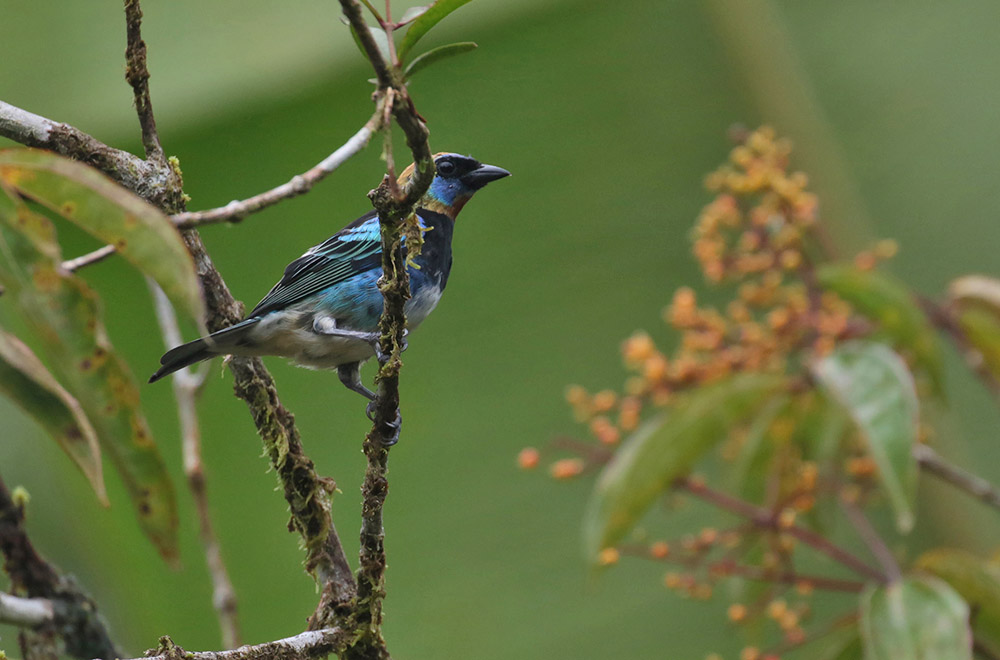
[
  {"x1": 312, "y1": 317, "x2": 409, "y2": 362},
  {"x1": 336, "y1": 362, "x2": 402, "y2": 446},
  {"x1": 337, "y1": 362, "x2": 375, "y2": 401}
]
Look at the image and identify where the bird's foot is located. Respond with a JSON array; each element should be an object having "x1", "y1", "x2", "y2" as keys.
[{"x1": 366, "y1": 401, "x2": 402, "y2": 446}]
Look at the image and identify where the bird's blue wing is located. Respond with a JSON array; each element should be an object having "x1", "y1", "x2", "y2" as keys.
[{"x1": 249, "y1": 210, "x2": 382, "y2": 317}]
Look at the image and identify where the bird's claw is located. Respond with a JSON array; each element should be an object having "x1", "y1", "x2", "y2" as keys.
[
  {"x1": 370, "y1": 329, "x2": 409, "y2": 363},
  {"x1": 366, "y1": 401, "x2": 402, "y2": 446}
]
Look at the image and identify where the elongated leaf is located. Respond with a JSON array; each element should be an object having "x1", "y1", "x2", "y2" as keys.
[
  {"x1": 948, "y1": 275, "x2": 1000, "y2": 380},
  {"x1": 860, "y1": 576, "x2": 971, "y2": 660},
  {"x1": 802, "y1": 398, "x2": 850, "y2": 535},
  {"x1": 730, "y1": 392, "x2": 787, "y2": 500},
  {"x1": 916, "y1": 548, "x2": 1000, "y2": 658},
  {"x1": 398, "y1": 5, "x2": 429, "y2": 26},
  {"x1": 398, "y1": 0, "x2": 474, "y2": 62},
  {"x1": 0, "y1": 329, "x2": 106, "y2": 503},
  {"x1": 817, "y1": 264, "x2": 944, "y2": 396},
  {"x1": 350, "y1": 23, "x2": 391, "y2": 63},
  {"x1": 816, "y1": 626, "x2": 862, "y2": 660},
  {"x1": 0, "y1": 188, "x2": 177, "y2": 560},
  {"x1": 404, "y1": 42, "x2": 477, "y2": 79},
  {"x1": 812, "y1": 341, "x2": 919, "y2": 532},
  {"x1": 583, "y1": 373, "x2": 785, "y2": 561},
  {"x1": 0, "y1": 148, "x2": 204, "y2": 327}
]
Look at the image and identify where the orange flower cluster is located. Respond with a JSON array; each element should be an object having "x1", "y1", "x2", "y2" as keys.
[
  {"x1": 518, "y1": 127, "x2": 910, "y2": 659},
  {"x1": 524, "y1": 127, "x2": 899, "y2": 469}
]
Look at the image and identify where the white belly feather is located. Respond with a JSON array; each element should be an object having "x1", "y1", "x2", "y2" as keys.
[{"x1": 237, "y1": 283, "x2": 443, "y2": 370}]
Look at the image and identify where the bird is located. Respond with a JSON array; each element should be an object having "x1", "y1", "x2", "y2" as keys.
[{"x1": 149, "y1": 153, "x2": 509, "y2": 411}]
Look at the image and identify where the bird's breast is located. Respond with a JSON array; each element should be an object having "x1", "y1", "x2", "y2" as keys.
[{"x1": 405, "y1": 279, "x2": 443, "y2": 329}]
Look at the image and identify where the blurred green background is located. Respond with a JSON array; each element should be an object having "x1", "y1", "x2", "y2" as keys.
[{"x1": 3, "y1": 0, "x2": 1000, "y2": 658}]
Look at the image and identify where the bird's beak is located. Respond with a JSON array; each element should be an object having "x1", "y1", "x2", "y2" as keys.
[{"x1": 461, "y1": 163, "x2": 511, "y2": 190}]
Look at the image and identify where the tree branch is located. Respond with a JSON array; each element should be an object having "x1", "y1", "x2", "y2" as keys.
[
  {"x1": 0, "y1": 475, "x2": 120, "y2": 659},
  {"x1": 182, "y1": 230, "x2": 358, "y2": 612},
  {"x1": 61, "y1": 245, "x2": 117, "y2": 272},
  {"x1": 172, "y1": 115, "x2": 379, "y2": 228},
  {"x1": 123, "y1": 0, "x2": 165, "y2": 163},
  {"x1": 919, "y1": 295, "x2": 1000, "y2": 405},
  {"x1": 116, "y1": 0, "x2": 360, "y2": 619},
  {"x1": 149, "y1": 281, "x2": 242, "y2": 649},
  {"x1": 914, "y1": 443, "x2": 1000, "y2": 511},
  {"x1": 839, "y1": 494, "x2": 901, "y2": 582},
  {"x1": 128, "y1": 628, "x2": 350, "y2": 660},
  {"x1": 0, "y1": 100, "x2": 174, "y2": 203},
  {"x1": 0, "y1": 592, "x2": 54, "y2": 628}
]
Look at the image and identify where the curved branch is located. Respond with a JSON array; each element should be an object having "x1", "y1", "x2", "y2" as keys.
[
  {"x1": 62, "y1": 245, "x2": 117, "y2": 272},
  {"x1": 173, "y1": 115, "x2": 380, "y2": 228},
  {"x1": 129, "y1": 629, "x2": 349, "y2": 660},
  {"x1": 915, "y1": 443, "x2": 1000, "y2": 511}
]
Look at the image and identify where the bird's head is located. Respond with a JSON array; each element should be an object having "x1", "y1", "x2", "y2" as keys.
[{"x1": 398, "y1": 153, "x2": 510, "y2": 218}]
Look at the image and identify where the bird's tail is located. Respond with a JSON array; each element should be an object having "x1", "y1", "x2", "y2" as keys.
[{"x1": 148, "y1": 318, "x2": 260, "y2": 383}]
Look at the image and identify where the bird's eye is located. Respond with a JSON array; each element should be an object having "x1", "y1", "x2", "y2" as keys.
[{"x1": 436, "y1": 160, "x2": 456, "y2": 177}]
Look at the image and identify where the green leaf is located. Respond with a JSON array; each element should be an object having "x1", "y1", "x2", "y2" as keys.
[
  {"x1": 0, "y1": 148, "x2": 204, "y2": 328},
  {"x1": 583, "y1": 373, "x2": 785, "y2": 561},
  {"x1": 0, "y1": 188, "x2": 178, "y2": 560},
  {"x1": 802, "y1": 397, "x2": 850, "y2": 535},
  {"x1": 817, "y1": 263, "x2": 944, "y2": 396},
  {"x1": 915, "y1": 548, "x2": 1000, "y2": 658},
  {"x1": 403, "y1": 42, "x2": 478, "y2": 79},
  {"x1": 812, "y1": 341, "x2": 919, "y2": 533},
  {"x1": 398, "y1": 0, "x2": 474, "y2": 62},
  {"x1": 398, "y1": 5, "x2": 429, "y2": 26},
  {"x1": 730, "y1": 392, "x2": 787, "y2": 501},
  {"x1": 948, "y1": 275, "x2": 1000, "y2": 380},
  {"x1": 349, "y1": 23, "x2": 392, "y2": 63},
  {"x1": 817, "y1": 626, "x2": 863, "y2": 660},
  {"x1": 0, "y1": 329, "x2": 106, "y2": 504},
  {"x1": 860, "y1": 576, "x2": 972, "y2": 660}
]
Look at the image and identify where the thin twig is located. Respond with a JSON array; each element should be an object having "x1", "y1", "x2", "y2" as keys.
[
  {"x1": 676, "y1": 477, "x2": 885, "y2": 583},
  {"x1": 172, "y1": 116, "x2": 380, "y2": 228},
  {"x1": 0, "y1": 592, "x2": 54, "y2": 628},
  {"x1": 61, "y1": 244, "x2": 117, "y2": 272},
  {"x1": 839, "y1": 494, "x2": 901, "y2": 582},
  {"x1": 719, "y1": 562, "x2": 865, "y2": 593},
  {"x1": 915, "y1": 443, "x2": 1000, "y2": 511},
  {"x1": 149, "y1": 281, "x2": 242, "y2": 649},
  {"x1": 919, "y1": 295, "x2": 1000, "y2": 405},
  {"x1": 60, "y1": 116, "x2": 379, "y2": 272},
  {"x1": 128, "y1": 628, "x2": 350, "y2": 660},
  {"x1": 621, "y1": 545, "x2": 866, "y2": 592},
  {"x1": 123, "y1": 0, "x2": 165, "y2": 163}
]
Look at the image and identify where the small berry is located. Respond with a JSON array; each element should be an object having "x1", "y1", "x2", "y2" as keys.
[
  {"x1": 650, "y1": 541, "x2": 671, "y2": 559},
  {"x1": 549, "y1": 458, "x2": 584, "y2": 480},
  {"x1": 517, "y1": 447, "x2": 540, "y2": 470},
  {"x1": 728, "y1": 603, "x2": 747, "y2": 622},
  {"x1": 598, "y1": 547, "x2": 620, "y2": 566}
]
